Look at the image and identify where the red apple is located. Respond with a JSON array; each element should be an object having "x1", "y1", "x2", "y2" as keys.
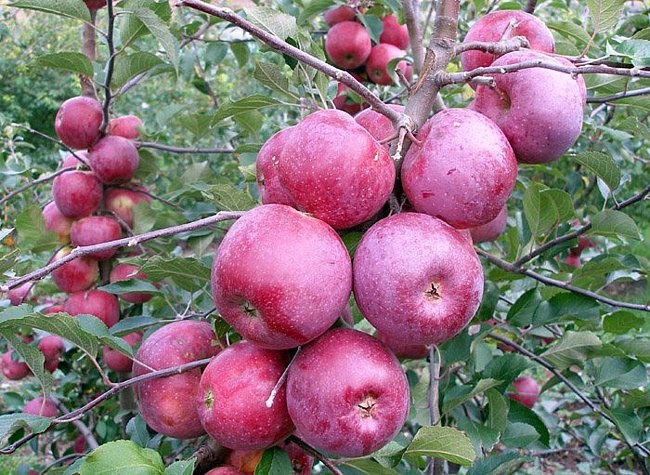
[
  {"x1": 577, "y1": 236, "x2": 596, "y2": 252},
  {"x1": 354, "y1": 104, "x2": 405, "y2": 148},
  {"x1": 102, "y1": 332, "x2": 142, "y2": 373},
  {"x1": 42, "y1": 202, "x2": 74, "y2": 243},
  {"x1": 1, "y1": 351, "x2": 30, "y2": 380},
  {"x1": 197, "y1": 341, "x2": 294, "y2": 450},
  {"x1": 88, "y1": 136, "x2": 140, "y2": 184},
  {"x1": 227, "y1": 449, "x2": 264, "y2": 474},
  {"x1": 61, "y1": 151, "x2": 89, "y2": 169},
  {"x1": 257, "y1": 109, "x2": 395, "y2": 230},
  {"x1": 332, "y1": 83, "x2": 364, "y2": 115},
  {"x1": 212, "y1": 204, "x2": 351, "y2": 349},
  {"x1": 402, "y1": 108, "x2": 517, "y2": 229},
  {"x1": 104, "y1": 186, "x2": 152, "y2": 228},
  {"x1": 205, "y1": 468, "x2": 247, "y2": 475},
  {"x1": 565, "y1": 253, "x2": 581, "y2": 268},
  {"x1": 509, "y1": 375, "x2": 541, "y2": 408},
  {"x1": 470, "y1": 206, "x2": 508, "y2": 243},
  {"x1": 287, "y1": 328, "x2": 410, "y2": 457},
  {"x1": 51, "y1": 248, "x2": 99, "y2": 294},
  {"x1": 23, "y1": 397, "x2": 58, "y2": 417},
  {"x1": 109, "y1": 263, "x2": 154, "y2": 304},
  {"x1": 84, "y1": 0, "x2": 107, "y2": 9},
  {"x1": 133, "y1": 320, "x2": 220, "y2": 439},
  {"x1": 471, "y1": 51, "x2": 584, "y2": 164},
  {"x1": 38, "y1": 335, "x2": 65, "y2": 362},
  {"x1": 44, "y1": 304, "x2": 65, "y2": 315},
  {"x1": 281, "y1": 440, "x2": 314, "y2": 475},
  {"x1": 375, "y1": 330, "x2": 428, "y2": 359},
  {"x1": 73, "y1": 435, "x2": 87, "y2": 453},
  {"x1": 325, "y1": 21, "x2": 371, "y2": 69},
  {"x1": 55, "y1": 96, "x2": 103, "y2": 150},
  {"x1": 365, "y1": 44, "x2": 412, "y2": 85},
  {"x1": 52, "y1": 170, "x2": 103, "y2": 219},
  {"x1": 70, "y1": 216, "x2": 122, "y2": 261},
  {"x1": 64, "y1": 290, "x2": 120, "y2": 328},
  {"x1": 109, "y1": 115, "x2": 143, "y2": 140},
  {"x1": 380, "y1": 14, "x2": 409, "y2": 49},
  {"x1": 324, "y1": 5, "x2": 356, "y2": 26},
  {"x1": 353, "y1": 213, "x2": 484, "y2": 346},
  {"x1": 8, "y1": 282, "x2": 32, "y2": 306}
]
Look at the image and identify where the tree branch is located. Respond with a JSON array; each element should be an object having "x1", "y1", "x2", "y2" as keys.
[
  {"x1": 99, "y1": 0, "x2": 117, "y2": 135},
  {"x1": 452, "y1": 36, "x2": 529, "y2": 56},
  {"x1": 288, "y1": 435, "x2": 343, "y2": 475},
  {"x1": 0, "y1": 167, "x2": 76, "y2": 206},
  {"x1": 81, "y1": 10, "x2": 98, "y2": 98},
  {"x1": 402, "y1": 0, "x2": 424, "y2": 72},
  {"x1": 587, "y1": 86, "x2": 650, "y2": 103},
  {"x1": 136, "y1": 141, "x2": 235, "y2": 154}
]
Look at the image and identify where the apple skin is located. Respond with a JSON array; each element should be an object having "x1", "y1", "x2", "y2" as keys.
[
  {"x1": 52, "y1": 170, "x2": 103, "y2": 219},
  {"x1": 38, "y1": 335, "x2": 65, "y2": 364},
  {"x1": 324, "y1": 5, "x2": 356, "y2": 26},
  {"x1": 402, "y1": 108, "x2": 517, "y2": 229},
  {"x1": 8, "y1": 282, "x2": 32, "y2": 306},
  {"x1": 281, "y1": 440, "x2": 313, "y2": 475},
  {"x1": 109, "y1": 115, "x2": 143, "y2": 140},
  {"x1": 325, "y1": 21, "x2": 372, "y2": 69},
  {"x1": 380, "y1": 14, "x2": 409, "y2": 49},
  {"x1": 205, "y1": 468, "x2": 247, "y2": 475},
  {"x1": 227, "y1": 449, "x2": 264, "y2": 474},
  {"x1": 42, "y1": 202, "x2": 74, "y2": 244},
  {"x1": 353, "y1": 213, "x2": 484, "y2": 346},
  {"x1": 51, "y1": 248, "x2": 99, "y2": 294},
  {"x1": 197, "y1": 341, "x2": 294, "y2": 450},
  {"x1": 460, "y1": 10, "x2": 555, "y2": 73},
  {"x1": 73, "y1": 435, "x2": 87, "y2": 454},
  {"x1": 470, "y1": 206, "x2": 508, "y2": 243},
  {"x1": 55, "y1": 96, "x2": 103, "y2": 150},
  {"x1": 44, "y1": 304, "x2": 65, "y2": 315},
  {"x1": 376, "y1": 330, "x2": 428, "y2": 359},
  {"x1": 332, "y1": 83, "x2": 365, "y2": 115},
  {"x1": 84, "y1": 0, "x2": 107, "y2": 9},
  {"x1": 287, "y1": 328, "x2": 410, "y2": 458},
  {"x1": 104, "y1": 186, "x2": 152, "y2": 228},
  {"x1": 354, "y1": 104, "x2": 405, "y2": 148},
  {"x1": 88, "y1": 136, "x2": 140, "y2": 184},
  {"x1": 471, "y1": 51, "x2": 584, "y2": 164},
  {"x1": 61, "y1": 151, "x2": 89, "y2": 169},
  {"x1": 133, "y1": 320, "x2": 220, "y2": 439},
  {"x1": 257, "y1": 109, "x2": 395, "y2": 230},
  {"x1": 23, "y1": 397, "x2": 58, "y2": 417},
  {"x1": 64, "y1": 290, "x2": 120, "y2": 328},
  {"x1": 366, "y1": 44, "x2": 412, "y2": 86},
  {"x1": 109, "y1": 263, "x2": 154, "y2": 304},
  {"x1": 1, "y1": 351, "x2": 31, "y2": 380},
  {"x1": 70, "y1": 216, "x2": 122, "y2": 261},
  {"x1": 565, "y1": 253, "x2": 581, "y2": 268},
  {"x1": 509, "y1": 376, "x2": 541, "y2": 408},
  {"x1": 212, "y1": 204, "x2": 352, "y2": 350},
  {"x1": 102, "y1": 332, "x2": 142, "y2": 373}
]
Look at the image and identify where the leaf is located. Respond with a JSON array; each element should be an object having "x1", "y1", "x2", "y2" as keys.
[
  {"x1": 404, "y1": 426, "x2": 476, "y2": 466},
  {"x1": 589, "y1": 210, "x2": 641, "y2": 240},
  {"x1": 339, "y1": 459, "x2": 400, "y2": 475},
  {"x1": 541, "y1": 189, "x2": 575, "y2": 223},
  {"x1": 244, "y1": 7, "x2": 297, "y2": 39},
  {"x1": 501, "y1": 422, "x2": 539, "y2": 448},
  {"x1": 8, "y1": 0, "x2": 90, "y2": 22},
  {"x1": 587, "y1": 0, "x2": 626, "y2": 32},
  {"x1": 254, "y1": 447, "x2": 292, "y2": 475},
  {"x1": 572, "y1": 152, "x2": 620, "y2": 191},
  {"x1": 615, "y1": 339, "x2": 650, "y2": 363},
  {"x1": 607, "y1": 39, "x2": 650, "y2": 68},
  {"x1": 617, "y1": 116, "x2": 650, "y2": 142},
  {"x1": 540, "y1": 331, "x2": 602, "y2": 369},
  {"x1": 119, "y1": 0, "x2": 172, "y2": 47},
  {"x1": 111, "y1": 52, "x2": 165, "y2": 88},
  {"x1": 212, "y1": 95, "x2": 281, "y2": 126},
  {"x1": 542, "y1": 292, "x2": 600, "y2": 324},
  {"x1": 0, "y1": 249, "x2": 20, "y2": 275},
  {"x1": 506, "y1": 289, "x2": 542, "y2": 327},
  {"x1": 523, "y1": 184, "x2": 557, "y2": 236},
  {"x1": 15, "y1": 204, "x2": 59, "y2": 252},
  {"x1": 467, "y1": 451, "x2": 531, "y2": 475},
  {"x1": 193, "y1": 183, "x2": 257, "y2": 211},
  {"x1": 79, "y1": 440, "x2": 165, "y2": 475},
  {"x1": 109, "y1": 316, "x2": 160, "y2": 336},
  {"x1": 253, "y1": 62, "x2": 296, "y2": 100},
  {"x1": 547, "y1": 21, "x2": 592, "y2": 45},
  {"x1": 0, "y1": 413, "x2": 52, "y2": 442},
  {"x1": 297, "y1": 0, "x2": 335, "y2": 24},
  {"x1": 605, "y1": 408, "x2": 643, "y2": 443},
  {"x1": 482, "y1": 355, "x2": 530, "y2": 390},
  {"x1": 486, "y1": 389, "x2": 508, "y2": 433},
  {"x1": 359, "y1": 13, "x2": 384, "y2": 44},
  {"x1": 140, "y1": 256, "x2": 210, "y2": 292},
  {"x1": 443, "y1": 379, "x2": 503, "y2": 413},
  {"x1": 35, "y1": 52, "x2": 93, "y2": 76},
  {"x1": 98, "y1": 280, "x2": 160, "y2": 296},
  {"x1": 231, "y1": 42, "x2": 250, "y2": 68},
  {"x1": 132, "y1": 8, "x2": 179, "y2": 68},
  {"x1": 3, "y1": 333, "x2": 53, "y2": 394},
  {"x1": 508, "y1": 401, "x2": 550, "y2": 446},
  {"x1": 592, "y1": 357, "x2": 648, "y2": 389},
  {"x1": 603, "y1": 311, "x2": 644, "y2": 334},
  {"x1": 177, "y1": 114, "x2": 213, "y2": 140},
  {"x1": 163, "y1": 458, "x2": 195, "y2": 475}
]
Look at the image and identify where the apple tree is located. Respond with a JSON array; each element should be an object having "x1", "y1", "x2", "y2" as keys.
[{"x1": 0, "y1": 0, "x2": 649, "y2": 473}]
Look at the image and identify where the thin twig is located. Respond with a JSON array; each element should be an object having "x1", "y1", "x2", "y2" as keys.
[
  {"x1": 402, "y1": 0, "x2": 424, "y2": 72},
  {"x1": 136, "y1": 141, "x2": 235, "y2": 154},
  {"x1": 587, "y1": 86, "x2": 650, "y2": 103},
  {"x1": 288, "y1": 436, "x2": 344, "y2": 475},
  {"x1": 0, "y1": 167, "x2": 77, "y2": 207},
  {"x1": 99, "y1": 0, "x2": 117, "y2": 135}
]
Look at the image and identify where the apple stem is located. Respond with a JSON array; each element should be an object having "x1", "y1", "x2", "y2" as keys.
[{"x1": 265, "y1": 347, "x2": 301, "y2": 408}]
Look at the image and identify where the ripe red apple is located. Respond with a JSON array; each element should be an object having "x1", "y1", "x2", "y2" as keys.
[
  {"x1": 402, "y1": 108, "x2": 517, "y2": 229},
  {"x1": 38, "y1": 335, "x2": 65, "y2": 363},
  {"x1": 104, "y1": 186, "x2": 152, "y2": 228},
  {"x1": 1, "y1": 351, "x2": 30, "y2": 380},
  {"x1": 88, "y1": 136, "x2": 140, "y2": 184},
  {"x1": 257, "y1": 110, "x2": 395, "y2": 230},
  {"x1": 51, "y1": 248, "x2": 99, "y2": 294},
  {"x1": 212, "y1": 204, "x2": 351, "y2": 349},
  {"x1": 227, "y1": 449, "x2": 264, "y2": 474},
  {"x1": 470, "y1": 206, "x2": 508, "y2": 243},
  {"x1": 375, "y1": 330, "x2": 428, "y2": 359},
  {"x1": 324, "y1": 5, "x2": 356, "y2": 26},
  {"x1": 380, "y1": 14, "x2": 409, "y2": 49},
  {"x1": 325, "y1": 21, "x2": 372, "y2": 69},
  {"x1": 8, "y1": 282, "x2": 32, "y2": 306},
  {"x1": 287, "y1": 328, "x2": 410, "y2": 457},
  {"x1": 55, "y1": 96, "x2": 103, "y2": 150},
  {"x1": 44, "y1": 304, "x2": 65, "y2": 315},
  {"x1": 84, "y1": 0, "x2": 107, "y2": 9},
  {"x1": 64, "y1": 290, "x2": 120, "y2": 328},
  {"x1": 70, "y1": 216, "x2": 122, "y2": 261},
  {"x1": 509, "y1": 375, "x2": 541, "y2": 408},
  {"x1": 102, "y1": 332, "x2": 142, "y2": 372},
  {"x1": 109, "y1": 263, "x2": 154, "y2": 304},
  {"x1": 205, "y1": 468, "x2": 247, "y2": 475},
  {"x1": 42, "y1": 202, "x2": 74, "y2": 243},
  {"x1": 365, "y1": 44, "x2": 412, "y2": 85},
  {"x1": 576, "y1": 236, "x2": 596, "y2": 253},
  {"x1": 332, "y1": 83, "x2": 364, "y2": 115},
  {"x1": 52, "y1": 170, "x2": 103, "y2": 219},
  {"x1": 133, "y1": 320, "x2": 220, "y2": 439},
  {"x1": 565, "y1": 253, "x2": 581, "y2": 268},
  {"x1": 460, "y1": 10, "x2": 555, "y2": 73},
  {"x1": 23, "y1": 397, "x2": 58, "y2": 417},
  {"x1": 197, "y1": 341, "x2": 294, "y2": 450},
  {"x1": 109, "y1": 115, "x2": 143, "y2": 140},
  {"x1": 354, "y1": 104, "x2": 405, "y2": 148},
  {"x1": 471, "y1": 51, "x2": 584, "y2": 164},
  {"x1": 353, "y1": 213, "x2": 484, "y2": 345},
  {"x1": 61, "y1": 151, "x2": 89, "y2": 169},
  {"x1": 73, "y1": 435, "x2": 87, "y2": 454}
]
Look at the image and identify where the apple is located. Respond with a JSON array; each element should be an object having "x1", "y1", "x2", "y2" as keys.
[
  {"x1": 88, "y1": 136, "x2": 140, "y2": 184},
  {"x1": 281, "y1": 440, "x2": 313, "y2": 475},
  {"x1": 51, "y1": 248, "x2": 99, "y2": 294},
  {"x1": 325, "y1": 21, "x2": 371, "y2": 69},
  {"x1": 471, "y1": 51, "x2": 584, "y2": 164},
  {"x1": 332, "y1": 83, "x2": 364, "y2": 115},
  {"x1": 354, "y1": 104, "x2": 405, "y2": 148},
  {"x1": 365, "y1": 44, "x2": 412, "y2": 85},
  {"x1": 212, "y1": 204, "x2": 351, "y2": 349},
  {"x1": 61, "y1": 151, "x2": 89, "y2": 169},
  {"x1": 380, "y1": 14, "x2": 409, "y2": 49},
  {"x1": 227, "y1": 449, "x2": 264, "y2": 474},
  {"x1": 287, "y1": 328, "x2": 409, "y2": 457},
  {"x1": 55, "y1": 96, "x2": 103, "y2": 150},
  {"x1": 23, "y1": 397, "x2": 58, "y2": 417},
  {"x1": 1, "y1": 351, "x2": 30, "y2": 380},
  {"x1": 470, "y1": 206, "x2": 508, "y2": 243},
  {"x1": 401, "y1": 108, "x2": 517, "y2": 229},
  {"x1": 133, "y1": 320, "x2": 220, "y2": 439},
  {"x1": 38, "y1": 335, "x2": 65, "y2": 366},
  {"x1": 460, "y1": 10, "x2": 555, "y2": 73},
  {"x1": 324, "y1": 5, "x2": 356, "y2": 26},
  {"x1": 44, "y1": 304, "x2": 65, "y2": 315},
  {"x1": 42, "y1": 202, "x2": 74, "y2": 243},
  {"x1": 73, "y1": 435, "x2": 87, "y2": 454},
  {"x1": 52, "y1": 170, "x2": 103, "y2": 219},
  {"x1": 8, "y1": 282, "x2": 32, "y2": 306},
  {"x1": 353, "y1": 213, "x2": 484, "y2": 345},
  {"x1": 70, "y1": 216, "x2": 122, "y2": 261},
  {"x1": 84, "y1": 0, "x2": 107, "y2": 9},
  {"x1": 576, "y1": 236, "x2": 596, "y2": 253},
  {"x1": 565, "y1": 253, "x2": 581, "y2": 268},
  {"x1": 109, "y1": 263, "x2": 154, "y2": 304},
  {"x1": 102, "y1": 332, "x2": 142, "y2": 373},
  {"x1": 64, "y1": 290, "x2": 120, "y2": 328},
  {"x1": 104, "y1": 186, "x2": 152, "y2": 228},
  {"x1": 109, "y1": 115, "x2": 143, "y2": 140},
  {"x1": 205, "y1": 468, "x2": 247, "y2": 475},
  {"x1": 256, "y1": 110, "x2": 395, "y2": 230},
  {"x1": 509, "y1": 375, "x2": 541, "y2": 408},
  {"x1": 375, "y1": 330, "x2": 428, "y2": 359}
]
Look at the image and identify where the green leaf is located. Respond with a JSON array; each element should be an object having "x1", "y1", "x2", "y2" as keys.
[
  {"x1": 404, "y1": 426, "x2": 476, "y2": 466},
  {"x1": 244, "y1": 6, "x2": 297, "y2": 39},
  {"x1": 98, "y1": 280, "x2": 159, "y2": 296},
  {"x1": 132, "y1": 8, "x2": 179, "y2": 68},
  {"x1": 486, "y1": 389, "x2": 508, "y2": 433},
  {"x1": 467, "y1": 451, "x2": 531, "y2": 475},
  {"x1": 542, "y1": 292, "x2": 600, "y2": 324},
  {"x1": 119, "y1": 0, "x2": 172, "y2": 47},
  {"x1": 15, "y1": 204, "x2": 59, "y2": 252},
  {"x1": 603, "y1": 311, "x2": 644, "y2": 334},
  {"x1": 607, "y1": 39, "x2": 650, "y2": 68},
  {"x1": 178, "y1": 113, "x2": 213, "y2": 140},
  {"x1": 572, "y1": 152, "x2": 620, "y2": 191},
  {"x1": 212, "y1": 95, "x2": 281, "y2": 126},
  {"x1": 79, "y1": 440, "x2": 165, "y2": 475},
  {"x1": 231, "y1": 42, "x2": 250, "y2": 68},
  {"x1": 339, "y1": 459, "x2": 400, "y2": 475},
  {"x1": 9, "y1": 0, "x2": 90, "y2": 22},
  {"x1": 508, "y1": 401, "x2": 550, "y2": 446},
  {"x1": 193, "y1": 183, "x2": 257, "y2": 212},
  {"x1": 111, "y1": 52, "x2": 165, "y2": 88},
  {"x1": 35, "y1": 52, "x2": 93, "y2": 76},
  {"x1": 253, "y1": 62, "x2": 296, "y2": 100},
  {"x1": 297, "y1": 0, "x2": 335, "y2": 24},
  {"x1": 2, "y1": 333, "x2": 52, "y2": 394},
  {"x1": 615, "y1": 339, "x2": 650, "y2": 363},
  {"x1": 587, "y1": 0, "x2": 625, "y2": 32},
  {"x1": 443, "y1": 379, "x2": 503, "y2": 413},
  {"x1": 0, "y1": 249, "x2": 20, "y2": 275},
  {"x1": 163, "y1": 458, "x2": 195, "y2": 475},
  {"x1": 507, "y1": 289, "x2": 542, "y2": 327},
  {"x1": 605, "y1": 408, "x2": 643, "y2": 443},
  {"x1": 523, "y1": 184, "x2": 557, "y2": 236},
  {"x1": 547, "y1": 21, "x2": 591, "y2": 45},
  {"x1": 482, "y1": 355, "x2": 530, "y2": 390},
  {"x1": 140, "y1": 256, "x2": 210, "y2": 292},
  {"x1": 0, "y1": 413, "x2": 52, "y2": 442},
  {"x1": 254, "y1": 446, "x2": 292, "y2": 475},
  {"x1": 617, "y1": 116, "x2": 650, "y2": 142},
  {"x1": 540, "y1": 331, "x2": 602, "y2": 369},
  {"x1": 359, "y1": 13, "x2": 384, "y2": 44},
  {"x1": 501, "y1": 422, "x2": 539, "y2": 448},
  {"x1": 110, "y1": 316, "x2": 160, "y2": 337},
  {"x1": 592, "y1": 357, "x2": 648, "y2": 389},
  {"x1": 589, "y1": 210, "x2": 641, "y2": 240}
]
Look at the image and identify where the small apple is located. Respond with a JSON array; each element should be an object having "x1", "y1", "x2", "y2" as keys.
[
  {"x1": 281, "y1": 440, "x2": 314, "y2": 475},
  {"x1": 73, "y1": 435, "x2": 87, "y2": 454},
  {"x1": 324, "y1": 5, "x2": 356, "y2": 26},
  {"x1": 64, "y1": 290, "x2": 120, "y2": 328},
  {"x1": 8, "y1": 282, "x2": 32, "y2": 306},
  {"x1": 55, "y1": 96, "x2": 103, "y2": 150},
  {"x1": 23, "y1": 397, "x2": 58, "y2": 417},
  {"x1": 470, "y1": 206, "x2": 508, "y2": 243},
  {"x1": 51, "y1": 248, "x2": 99, "y2": 294},
  {"x1": 1, "y1": 351, "x2": 30, "y2": 380},
  {"x1": 325, "y1": 21, "x2": 372, "y2": 69},
  {"x1": 365, "y1": 44, "x2": 412, "y2": 85},
  {"x1": 380, "y1": 14, "x2": 409, "y2": 49},
  {"x1": 227, "y1": 449, "x2": 264, "y2": 474},
  {"x1": 88, "y1": 136, "x2": 140, "y2": 184},
  {"x1": 109, "y1": 263, "x2": 154, "y2": 304},
  {"x1": 38, "y1": 335, "x2": 65, "y2": 372},
  {"x1": 332, "y1": 83, "x2": 365, "y2": 115},
  {"x1": 102, "y1": 332, "x2": 142, "y2": 373},
  {"x1": 70, "y1": 216, "x2": 122, "y2": 261},
  {"x1": 52, "y1": 170, "x2": 103, "y2": 219},
  {"x1": 354, "y1": 104, "x2": 405, "y2": 148},
  {"x1": 42, "y1": 202, "x2": 74, "y2": 244},
  {"x1": 565, "y1": 253, "x2": 581, "y2": 268},
  {"x1": 104, "y1": 186, "x2": 152, "y2": 228},
  {"x1": 509, "y1": 375, "x2": 541, "y2": 408},
  {"x1": 61, "y1": 151, "x2": 89, "y2": 169},
  {"x1": 44, "y1": 304, "x2": 65, "y2": 315},
  {"x1": 109, "y1": 115, "x2": 143, "y2": 140},
  {"x1": 205, "y1": 468, "x2": 247, "y2": 475},
  {"x1": 84, "y1": 0, "x2": 107, "y2": 9}
]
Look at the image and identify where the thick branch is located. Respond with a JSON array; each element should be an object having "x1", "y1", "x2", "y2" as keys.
[
  {"x1": 137, "y1": 141, "x2": 235, "y2": 154},
  {"x1": 402, "y1": 0, "x2": 424, "y2": 72}
]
